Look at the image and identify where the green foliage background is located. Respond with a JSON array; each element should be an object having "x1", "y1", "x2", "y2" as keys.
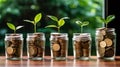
[{"x1": 0, "y1": 0, "x2": 104, "y2": 55}]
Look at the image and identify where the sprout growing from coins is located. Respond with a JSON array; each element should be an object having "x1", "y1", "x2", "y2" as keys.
[
  {"x1": 7, "y1": 22, "x2": 23, "y2": 33},
  {"x1": 75, "y1": 21, "x2": 89, "y2": 33},
  {"x1": 97, "y1": 15, "x2": 115, "y2": 28},
  {"x1": 45, "y1": 15, "x2": 69, "y2": 33},
  {"x1": 24, "y1": 13, "x2": 42, "y2": 33}
]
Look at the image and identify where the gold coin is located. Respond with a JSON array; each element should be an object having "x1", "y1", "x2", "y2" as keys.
[
  {"x1": 29, "y1": 46, "x2": 37, "y2": 56},
  {"x1": 7, "y1": 47, "x2": 15, "y2": 55},
  {"x1": 99, "y1": 41, "x2": 106, "y2": 48},
  {"x1": 98, "y1": 48, "x2": 105, "y2": 57},
  {"x1": 104, "y1": 38, "x2": 113, "y2": 47},
  {"x1": 101, "y1": 30, "x2": 106, "y2": 35},
  {"x1": 96, "y1": 34, "x2": 103, "y2": 41},
  {"x1": 52, "y1": 44, "x2": 60, "y2": 51}
]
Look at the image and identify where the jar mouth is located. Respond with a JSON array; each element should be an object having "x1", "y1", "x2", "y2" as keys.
[
  {"x1": 96, "y1": 27, "x2": 115, "y2": 30},
  {"x1": 51, "y1": 32, "x2": 68, "y2": 36}
]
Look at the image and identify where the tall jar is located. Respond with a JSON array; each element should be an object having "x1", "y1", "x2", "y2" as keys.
[
  {"x1": 96, "y1": 28, "x2": 116, "y2": 60},
  {"x1": 27, "y1": 33, "x2": 45, "y2": 60},
  {"x1": 73, "y1": 33, "x2": 91, "y2": 60},
  {"x1": 5, "y1": 33, "x2": 23, "y2": 60},
  {"x1": 50, "y1": 33, "x2": 68, "y2": 60}
]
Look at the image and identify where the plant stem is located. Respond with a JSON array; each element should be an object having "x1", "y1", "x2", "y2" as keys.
[
  {"x1": 81, "y1": 26, "x2": 83, "y2": 33},
  {"x1": 34, "y1": 24, "x2": 36, "y2": 33},
  {"x1": 105, "y1": 23, "x2": 107, "y2": 28},
  {"x1": 58, "y1": 27, "x2": 60, "y2": 33}
]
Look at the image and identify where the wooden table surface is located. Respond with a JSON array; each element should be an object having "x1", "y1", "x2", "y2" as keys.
[{"x1": 0, "y1": 56, "x2": 120, "y2": 67}]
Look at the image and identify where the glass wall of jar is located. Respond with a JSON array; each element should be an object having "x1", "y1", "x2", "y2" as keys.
[
  {"x1": 5, "y1": 33, "x2": 23, "y2": 60},
  {"x1": 27, "y1": 33, "x2": 45, "y2": 60},
  {"x1": 73, "y1": 33, "x2": 91, "y2": 60},
  {"x1": 96, "y1": 28, "x2": 116, "y2": 60},
  {"x1": 50, "y1": 33, "x2": 68, "y2": 60}
]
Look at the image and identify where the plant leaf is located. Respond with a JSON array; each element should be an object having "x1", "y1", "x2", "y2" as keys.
[
  {"x1": 81, "y1": 21, "x2": 89, "y2": 27},
  {"x1": 24, "y1": 20, "x2": 34, "y2": 24},
  {"x1": 106, "y1": 15, "x2": 115, "y2": 24},
  {"x1": 7, "y1": 23, "x2": 16, "y2": 31},
  {"x1": 96, "y1": 16, "x2": 106, "y2": 23},
  {"x1": 75, "y1": 21, "x2": 82, "y2": 26},
  {"x1": 45, "y1": 25, "x2": 57, "y2": 28},
  {"x1": 34, "y1": 13, "x2": 42, "y2": 23},
  {"x1": 58, "y1": 19, "x2": 65, "y2": 27},
  {"x1": 47, "y1": 15, "x2": 58, "y2": 22},
  {"x1": 61, "y1": 17, "x2": 69, "y2": 20},
  {"x1": 16, "y1": 26, "x2": 23, "y2": 30}
]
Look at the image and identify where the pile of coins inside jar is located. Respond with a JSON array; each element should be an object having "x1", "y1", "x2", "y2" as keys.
[
  {"x1": 27, "y1": 33, "x2": 45, "y2": 59},
  {"x1": 96, "y1": 28, "x2": 116, "y2": 58},
  {"x1": 5, "y1": 34, "x2": 23, "y2": 59},
  {"x1": 50, "y1": 33, "x2": 68, "y2": 60}
]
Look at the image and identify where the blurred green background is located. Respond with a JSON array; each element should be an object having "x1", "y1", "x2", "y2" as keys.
[{"x1": 0, "y1": 0, "x2": 104, "y2": 56}]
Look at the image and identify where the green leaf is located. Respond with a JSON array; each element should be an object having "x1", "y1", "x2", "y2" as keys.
[
  {"x1": 61, "y1": 17, "x2": 69, "y2": 20},
  {"x1": 24, "y1": 20, "x2": 34, "y2": 24},
  {"x1": 106, "y1": 15, "x2": 115, "y2": 24},
  {"x1": 7, "y1": 23, "x2": 16, "y2": 31},
  {"x1": 47, "y1": 15, "x2": 58, "y2": 22},
  {"x1": 34, "y1": 13, "x2": 42, "y2": 23},
  {"x1": 58, "y1": 19, "x2": 65, "y2": 27},
  {"x1": 96, "y1": 16, "x2": 106, "y2": 23},
  {"x1": 45, "y1": 25, "x2": 57, "y2": 28},
  {"x1": 81, "y1": 21, "x2": 89, "y2": 27},
  {"x1": 16, "y1": 26, "x2": 23, "y2": 30},
  {"x1": 75, "y1": 21, "x2": 82, "y2": 26}
]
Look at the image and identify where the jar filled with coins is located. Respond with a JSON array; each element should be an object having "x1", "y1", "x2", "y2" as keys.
[
  {"x1": 96, "y1": 28, "x2": 116, "y2": 60},
  {"x1": 27, "y1": 33, "x2": 45, "y2": 60},
  {"x1": 5, "y1": 33, "x2": 23, "y2": 60},
  {"x1": 73, "y1": 33, "x2": 91, "y2": 60},
  {"x1": 50, "y1": 33, "x2": 68, "y2": 60}
]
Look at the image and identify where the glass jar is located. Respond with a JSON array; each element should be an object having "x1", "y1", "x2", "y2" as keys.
[
  {"x1": 5, "y1": 33, "x2": 23, "y2": 60},
  {"x1": 27, "y1": 33, "x2": 45, "y2": 60},
  {"x1": 96, "y1": 28, "x2": 116, "y2": 60},
  {"x1": 50, "y1": 33, "x2": 68, "y2": 60},
  {"x1": 73, "y1": 33, "x2": 91, "y2": 60}
]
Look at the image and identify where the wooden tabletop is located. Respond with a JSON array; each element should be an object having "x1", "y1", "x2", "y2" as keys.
[{"x1": 0, "y1": 56, "x2": 120, "y2": 67}]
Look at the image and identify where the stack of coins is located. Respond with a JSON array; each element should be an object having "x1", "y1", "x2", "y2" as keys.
[
  {"x1": 50, "y1": 33, "x2": 68, "y2": 59},
  {"x1": 96, "y1": 28, "x2": 116, "y2": 58},
  {"x1": 73, "y1": 33, "x2": 91, "y2": 59},
  {"x1": 5, "y1": 34, "x2": 23, "y2": 59},
  {"x1": 27, "y1": 33, "x2": 45, "y2": 59}
]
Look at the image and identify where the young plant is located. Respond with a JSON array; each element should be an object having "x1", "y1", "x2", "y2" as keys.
[
  {"x1": 97, "y1": 15, "x2": 115, "y2": 28},
  {"x1": 45, "y1": 15, "x2": 69, "y2": 32},
  {"x1": 7, "y1": 22, "x2": 23, "y2": 33},
  {"x1": 75, "y1": 21, "x2": 89, "y2": 33},
  {"x1": 24, "y1": 13, "x2": 42, "y2": 33}
]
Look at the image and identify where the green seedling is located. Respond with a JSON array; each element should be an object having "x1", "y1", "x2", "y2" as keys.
[
  {"x1": 75, "y1": 21, "x2": 89, "y2": 33},
  {"x1": 96, "y1": 15, "x2": 115, "y2": 28},
  {"x1": 45, "y1": 15, "x2": 69, "y2": 32},
  {"x1": 7, "y1": 22, "x2": 23, "y2": 33},
  {"x1": 24, "y1": 13, "x2": 42, "y2": 33}
]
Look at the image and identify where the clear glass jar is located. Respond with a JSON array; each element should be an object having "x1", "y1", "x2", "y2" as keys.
[
  {"x1": 96, "y1": 28, "x2": 116, "y2": 60},
  {"x1": 50, "y1": 33, "x2": 68, "y2": 60},
  {"x1": 73, "y1": 33, "x2": 91, "y2": 60},
  {"x1": 5, "y1": 33, "x2": 23, "y2": 60},
  {"x1": 27, "y1": 33, "x2": 45, "y2": 60}
]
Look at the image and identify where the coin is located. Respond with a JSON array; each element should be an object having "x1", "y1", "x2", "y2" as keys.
[
  {"x1": 83, "y1": 49, "x2": 89, "y2": 57},
  {"x1": 98, "y1": 47, "x2": 105, "y2": 57},
  {"x1": 96, "y1": 34, "x2": 103, "y2": 41},
  {"x1": 101, "y1": 30, "x2": 106, "y2": 35},
  {"x1": 29, "y1": 46, "x2": 37, "y2": 56},
  {"x1": 7, "y1": 47, "x2": 15, "y2": 55},
  {"x1": 104, "y1": 38, "x2": 113, "y2": 47},
  {"x1": 52, "y1": 44, "x2": 60, "y2": 51},
  {"x1": 99, "y1": 41, "x2": 106, "y2": 48}
]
